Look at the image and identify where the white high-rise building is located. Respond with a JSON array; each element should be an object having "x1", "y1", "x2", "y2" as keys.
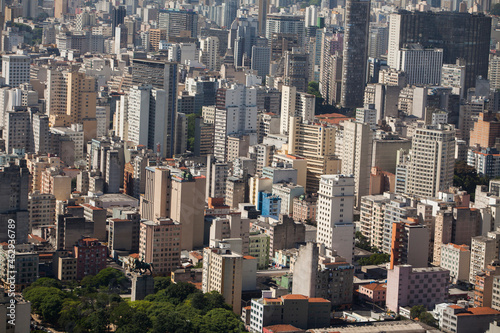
[
  {"x1": 396, "y1": 45, "x2": 443, "y2": 86},
  {"x1": 127, "y1": 85, "x2": 167, "y2": 156},
  {"x1": 280, "y1": 86, "x2": 315, "y2": 135},
  {"x1": 213, "y1": 84, "x2": 257, "y2": 162},
  {"x1": 340, "y1": 120, "x2": 373, "y2": 207},
  {"x1": 200, "y1": 37, "x2": 220, "y2": 71},
  {"x1": 305, "y1": 6, "x2": 318, "y2": 27},
  {"x1": 2, "y1": 55, "x2": 30, "y2": 88},
  {"x1": 489, "y1": 55, "x2": 500, "y2": 91},
  {"x1": 406, "y1": 124, "x2": 456, "y2": 198},
  {"x1": 280, "y1": 85, "x2": 296, "y2": 135},
  {"x1": 316, "y1": 174, "x2": 355, "y2": 263},
  {"x1": 441, "y1": 62, "x2": 466, "y2": 98}
]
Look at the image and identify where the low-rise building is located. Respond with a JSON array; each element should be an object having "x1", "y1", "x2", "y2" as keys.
[
  {"x1": 441, "y1": 304, "x2": 500, "y2": 333},
  {"x1": 357, "y1": 283, "x2": 387, "y2": 306},
  {"x1": 249, "y1": 294, "x2": 330, "y2": 333}
]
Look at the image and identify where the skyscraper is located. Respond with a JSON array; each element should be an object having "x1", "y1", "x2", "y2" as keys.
[
  {"x1": 132, "y1": 59, "x2": 178, "y2": 157},
  {"x1": 213, "y1": 84, "x2": 257, "y2": 162},
  {"x1": 111, "y1": 6, "x2": 126, "y2": 37},
  {"x1": 340, "y1": 0, "x2": 370, "y2": 109},
  {"x1": 387, "y1": 11, "x2": 491, "y2": 90},
  {"x1": 54, "y1": 0, "x2": 67, "y2": 18},
  {"x1": 2, "y1": 55, "x2": 30, "y2": 87},
  {"x1": 258, "y1": 0, "x2": 268, "y2": 36},
  {"x1": 340, "y1": 120, "x2": 373, "y2": 207},
  {"x1": 405, "y1": 124, "x2": 456, "y2": 198},
  {"x1": 157, "y1": 9, "x2": 198, "y2": 41},
  {"x1": 316, "y1": 174, "x2": 355, "y2": 263}
]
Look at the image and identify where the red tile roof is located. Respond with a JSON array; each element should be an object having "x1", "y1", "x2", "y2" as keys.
[
  {"x1": 281, "y1": 294, "x2": 308, "y2": 300},
  {"x1": 264, "y1": 324, "x2": 302, "y2": 332},
  {"x1": 308, "y1": 297, "x2": 330, "y2": 303},
  {"x1": 455, "y1": 307, "x2": 500, "y2": 316}
]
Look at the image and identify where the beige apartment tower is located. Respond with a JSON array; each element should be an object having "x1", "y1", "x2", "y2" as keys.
[
  {"x1": 139, "y1": 218, "x2": 182, "y2": 275},
  {"x1": 170, "y1": 172, "x2": 206, "y2": 250}
]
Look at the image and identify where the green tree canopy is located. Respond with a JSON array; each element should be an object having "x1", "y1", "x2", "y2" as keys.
[{"x1": 410, "y1": 305, "x2": 427, "y2": 319}]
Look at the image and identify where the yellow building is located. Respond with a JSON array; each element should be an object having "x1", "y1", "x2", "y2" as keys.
[{"x1": 288, "y1": 116, "x2": 340, "y2": 192}]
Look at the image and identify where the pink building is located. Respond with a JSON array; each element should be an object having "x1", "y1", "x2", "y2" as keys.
[
  {"x1": 357, "y1": 283, "x2": 387, "y2": 306},
  {"x1": 386, "y1": 265, "x2": 449, "y2": 313},
  {"x1": 292, "y1": 195, "x2": 317, "y2": 223},
  {"x1": 74, "y1": 238, "x2": 107, "y2": 280}
]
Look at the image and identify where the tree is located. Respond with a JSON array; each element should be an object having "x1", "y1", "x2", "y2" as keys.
[
  {"x1": 153, "y1": 276, "x2": 171, "y2": 293},
  {"x1": 453, "y1": 161, "x2": 489, "y2": 200},
  {"x1": 418, "y1": 311, "x2": 437, "y2": 327},
  {"x1": 199, "y1": 308, "x2": 245, "y2": 333},
  {"x1": 187, "y1": 112, "x2": 202, "y2": 152},
  {"x1": 410, "y1": 305, "x2": 427, "y2": 319},
  {"x1": 24, "y1": 287, "x2": 68, "y2": 323},
  {"x1": 152, "y1": 312, "x2": 194, "y2": 333},
  {"x1": 30, "y1": 277, "x2": 62, "y2": 289},
  {"x1": 115, "y1": 312, "x2": 152, "y2": 333},
  {"x1": 358, "y1": 253, "x2": 390, "y2": 266}
]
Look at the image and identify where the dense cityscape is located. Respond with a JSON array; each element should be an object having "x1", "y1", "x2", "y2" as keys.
[{"x1": 1, "y1": 0, "x2": 500, "y2": 332}]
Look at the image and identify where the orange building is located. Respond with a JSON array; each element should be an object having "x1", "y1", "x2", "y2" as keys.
[
  {"x1": 474, "y1": 263, "x2": 500, "y2": 308},
  {"x1": 470, "y1": 112, "x2": 500, "y2": 149}
]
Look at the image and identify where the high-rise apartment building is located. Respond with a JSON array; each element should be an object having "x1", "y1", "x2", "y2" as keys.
[
  {"x1": 54, "y1": 0, "x2": 67, "y2": 18},
  {"x1": 284, "y1": 50, "x2": 308, "y2": 92},
  {"x1": 316, "y1": 175, "x2": 355, "y2": 263},
  {"x1": 340, "y1": 120, "x2": 373, "y2": 207},
  {"x1": 202, "y1": 240, "x2": 244, "y2": 314},
  {"x1": 368, "y1": 23, "x2": 389, "y2": 59},
  {"x1": 265, "y1": 15, "x2": 305, "y2": 45},
  {"x1": 157, "y1": 9, "x2": 198, "y2": 41},
  {"x1": 469, "y1": 231, "x2": 500, "y2": 284},
  {"x1": 387, "y1": 11, "x2": 491, "y2": 90},
  {"x1": 127, "y1": 85, "x2": 170, "y2": 157},
  {"x1": 213, "y1": 84, "x2": 257, "y2": 162},
  {"x1": 280, "y1": 86, "x2": 315, "y2": 135},
  {"x1": 140, "y1": 167, "x2": 171, "y2": 221},
  {"x1": 74, "y1": 238, "x2": 107, "y2": 280},
  {"x1": 340, "y1": 0, "x2": 370, "y2": 109},
  {"x1": 170, "y1": 171, "x2": 206, "y2": 250},
  {"x1": 139, "y1": 218, "x2": 182, "y2": 275},
  {"x1": 206, "y1": 155, "x2": 230, "y2": 200},
  {"x1": 199, "y1": 37, "x2": 220, "y2": 71},
  {"x1": 288, "y1": 117, "x2": 340, "y2": 192},
  {"x1": 2, "y1": 55, "x2": 30, "y2": 88},
  {"x1": 396, "y1": 45, "x2": 443, "y2": 86},
  {"x1": 440, "y1": 243, "x2": 470, "y2": 284},
  {"x1": 131, "y1": 59, "x2": 178, "y2": 157},
  {"x1": 28, "y1": 191, "x2": 55, "y2": 230},
  {"x1": 389, "y1": 218, "x2": 429, "y2": 269},
  {"x1": 251, "y1": 46, "x2": 270, "y2": 78},
  {"x1": 405, "y1": 124, "x2": 456, "y2": 198}
]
